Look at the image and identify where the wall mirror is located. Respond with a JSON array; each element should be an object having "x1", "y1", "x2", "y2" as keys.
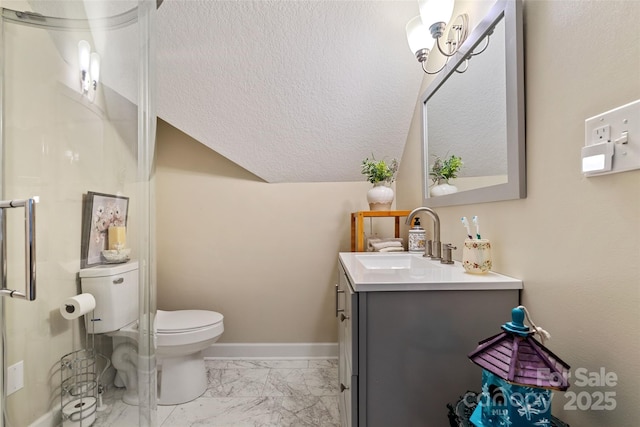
[{"x1": 421, "y1": 0, "x2": 525, "y2": 207}]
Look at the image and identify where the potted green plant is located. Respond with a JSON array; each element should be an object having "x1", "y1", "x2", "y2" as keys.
[
  {"x1": 361, "y1": 156, "x2": 398, "y2": 184},
  {"x1": 429, "y1": 154, "x2": 462, "y2": 196},
  {"x1": 361, "y1": 155, "x2": 398, "y2": 210}
]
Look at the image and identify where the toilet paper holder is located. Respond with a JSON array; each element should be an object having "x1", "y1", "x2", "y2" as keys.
[{"x1": 60, "y1": 349, "x2": 98, "y2": 427}]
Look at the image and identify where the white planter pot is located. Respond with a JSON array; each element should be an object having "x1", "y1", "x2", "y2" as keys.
[
  {"x1": 367, "y1": 183, "x2": 394, "y2": 211},
  {"x1": 430, "y1": 182, "x2": 458, "y2": 197}
]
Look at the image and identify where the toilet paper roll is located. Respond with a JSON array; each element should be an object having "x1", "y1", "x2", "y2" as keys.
[
  {"x1": 60, "y1": 293, "x2": 96, "y2": 320},
  {"x1": 62, "y1": 397, "x2": 97, "y2": 427}
]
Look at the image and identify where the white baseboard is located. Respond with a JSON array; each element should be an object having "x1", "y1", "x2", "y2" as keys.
[{"x1": 203, "y1": 342, "x2": 338, "y2": 359}]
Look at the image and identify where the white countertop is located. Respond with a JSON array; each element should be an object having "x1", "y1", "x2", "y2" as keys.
[{"x1": 339, "y1": 252, "x2": 523, "y2": 292}]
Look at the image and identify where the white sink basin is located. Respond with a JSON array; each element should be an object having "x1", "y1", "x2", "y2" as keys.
[
  {"x1": 355, "y1": 253, "x2": 440, "y2": 270},
  {"x1": 340, "y1": 252, "x2": 523, "y2": 292}
]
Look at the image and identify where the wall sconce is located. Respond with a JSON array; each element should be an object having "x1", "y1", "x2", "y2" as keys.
[
  {"x1": 89, "y1": 52, "x2": 100, "y2": 102},
  {"x1": 406, "y1": 0, "x2": 480, "y2": 75},
  {"x1": 78, "y1": 40, "x2": 100, "y2": 102}
]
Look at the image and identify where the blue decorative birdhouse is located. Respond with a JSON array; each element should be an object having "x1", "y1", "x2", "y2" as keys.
[{"x1": 467, "y1": 307, "x2": 570, "y2": 427}]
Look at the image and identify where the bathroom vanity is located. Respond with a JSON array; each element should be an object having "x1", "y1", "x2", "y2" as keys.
[{"x1": 336, "y1": 252, "x2": 523, "y2": 427}]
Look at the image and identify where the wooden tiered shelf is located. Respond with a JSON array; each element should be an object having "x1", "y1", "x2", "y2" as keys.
[{"x1": 350, "y1": 210, "x2": 411, "y2": 252}]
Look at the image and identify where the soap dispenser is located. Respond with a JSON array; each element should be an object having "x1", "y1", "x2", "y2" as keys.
[{"x1": 408, "y1": 217, "x2": 426, "y2": 253}]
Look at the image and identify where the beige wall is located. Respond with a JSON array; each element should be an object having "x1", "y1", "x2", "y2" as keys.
[
  {"x1": 156, "y1": 120, "x2": 379, "y2": 342},
  {"x1": 398, "y1": 1, "x2": 639, "y2": 425}
]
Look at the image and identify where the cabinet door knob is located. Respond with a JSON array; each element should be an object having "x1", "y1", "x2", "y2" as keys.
[
  {"x1": 340, "y1": 313, "x2": 350, "y2": 322},
  {"x1": 340, "y1": 383, "x2": 349, "y2": 392}
]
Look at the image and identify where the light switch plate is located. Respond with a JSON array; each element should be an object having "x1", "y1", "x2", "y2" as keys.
[
  {"x1": 6, "y1": 360, "x2": 24, "y2": 395},
  {"x1": 583, "y1": 99, "x2": 640, "y2": 176}
]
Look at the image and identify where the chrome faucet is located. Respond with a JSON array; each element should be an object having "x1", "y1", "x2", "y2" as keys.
[{"x1": 406, "y1": 207, "x2": 441, "y2": 260}]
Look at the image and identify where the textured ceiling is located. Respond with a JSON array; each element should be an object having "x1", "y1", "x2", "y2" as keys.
[
  {"x1": 20, "y1": 0, "x2": 424, "y2": 183},
  {"x1": 156, "y1": 1, "x2": 425, "y2": 182}
]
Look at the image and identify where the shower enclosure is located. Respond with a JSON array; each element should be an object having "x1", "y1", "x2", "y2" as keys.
[{"x1": 0, "y1": 1, "x2": 157, "y2": 426}]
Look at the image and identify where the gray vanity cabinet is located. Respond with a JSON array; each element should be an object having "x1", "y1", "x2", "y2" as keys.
[
  {"x1": 337, "y1": 266, "x2": 358, "y2": 427},
  {"x1": 337, "y1": 262, "x2": 520, "y2": 427}
]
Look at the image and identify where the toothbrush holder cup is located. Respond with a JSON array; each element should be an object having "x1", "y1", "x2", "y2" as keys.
[{"x1": 462, "y1": 239, "x2": 492, "y2": 274}]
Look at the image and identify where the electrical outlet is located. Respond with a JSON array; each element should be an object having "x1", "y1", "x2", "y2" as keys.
[
  {"x1": 593, "y1": 125, "x2": 610, "y2": 142},
  {"x1": 6, "y1": 361, "x2": 24, "y2": 395},
  {"x1": 584, "y1": 99, "x2": 640, "y2": 176}
]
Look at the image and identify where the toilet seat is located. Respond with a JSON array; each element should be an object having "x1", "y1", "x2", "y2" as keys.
[
  {"x1": 109, "y1": 310, "x2": 224, "y2": 348},
  {"x1": 155, "y1": 310, "x2": 224, "y2": 348},
  {"x1": 156, "y1": 310, "x2": 223, "y2": 333}
]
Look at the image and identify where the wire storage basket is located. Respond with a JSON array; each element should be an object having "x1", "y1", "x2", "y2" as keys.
[{"x1": 61, "y1": 348, "x2": 98, "y2": 427}]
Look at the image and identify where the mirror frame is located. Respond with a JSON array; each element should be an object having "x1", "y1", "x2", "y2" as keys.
[{"x1": 421, "y1": 0, "x2": 525, "y2": 207}]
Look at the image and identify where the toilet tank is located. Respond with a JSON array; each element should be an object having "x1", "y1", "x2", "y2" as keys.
[{"x1": 79, "y1": 261, "x2": 139, "y2": 334}]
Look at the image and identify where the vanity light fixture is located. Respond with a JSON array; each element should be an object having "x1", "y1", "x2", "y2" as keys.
[
  {"x1": 78, "y1": 40, "x2": 91, "y2": 92},
  {"x1": 406, "y1": 0, "x2": 489, "y2": 75},
  {"x1": 78, "y1": 40, "x2": 100, "y2": 102},
  {"x1": 88, "y1": 52, "x2": 101, "y2": 102}
]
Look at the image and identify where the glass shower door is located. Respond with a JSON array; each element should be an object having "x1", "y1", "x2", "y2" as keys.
[{"x1": 0, "y1": 1, "x2": 156, "y2": 426}]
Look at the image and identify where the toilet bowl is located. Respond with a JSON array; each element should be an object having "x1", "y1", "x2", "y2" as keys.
[
  {"x1": 155, "y1": 309, "x2": 224, "y2": 405},
  {"x1": 79, "y1": 261, "x2": 224, "y2": 406}
]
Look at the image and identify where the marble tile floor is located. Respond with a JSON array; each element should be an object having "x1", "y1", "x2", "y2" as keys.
[{"x1": 93, "y1": 358, "x2": 340, "y2": 427}]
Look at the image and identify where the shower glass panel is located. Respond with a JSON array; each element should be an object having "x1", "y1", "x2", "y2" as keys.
[{"x1": 0, "y1": 1, "x2": 156, "y2": 426}]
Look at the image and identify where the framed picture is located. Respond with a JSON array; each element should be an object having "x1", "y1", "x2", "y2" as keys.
[{"x1": 81, "y1": 191, "x2": 129, "y2": 268}]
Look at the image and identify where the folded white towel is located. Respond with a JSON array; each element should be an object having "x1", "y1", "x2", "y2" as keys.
[
  {"x1": 378, "y1": 246, "x2": 405, "y2": 253},
  {"x1": 368, "y1": 237, "x2": 403, "y2": 243},
  {"x1": 371, "y1": 241, "x2": 403, "y2": 251},
  {"x1": 367, "y1": 237, "x2": 404, "y2": 251}
]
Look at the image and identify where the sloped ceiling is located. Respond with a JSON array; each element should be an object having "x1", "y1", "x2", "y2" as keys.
[
  {"x1": 156, "y1": 0, "x2": 425, "y2": 183},
  {"x1": 21, "y1": 0, "x2": 425, "y2": 183}
]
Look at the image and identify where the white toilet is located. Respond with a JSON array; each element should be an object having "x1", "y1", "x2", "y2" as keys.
[{"x1": 79, "y1": 261, "x2": 224, "y2": 405}]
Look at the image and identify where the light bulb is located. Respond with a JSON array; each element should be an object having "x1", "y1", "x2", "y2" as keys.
[
  {"x1": 87, "y1": 52, "x2": 101, "y2": 102},
  {"x1": 406, "y1": 16, "x2": 434, "y2": 56},
  {"x1": 78, "y1": 40, "x2": 90, "y2": 71},
  {"x1": 90, "y1": 52, "x2": 100, "y2": 87}
]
